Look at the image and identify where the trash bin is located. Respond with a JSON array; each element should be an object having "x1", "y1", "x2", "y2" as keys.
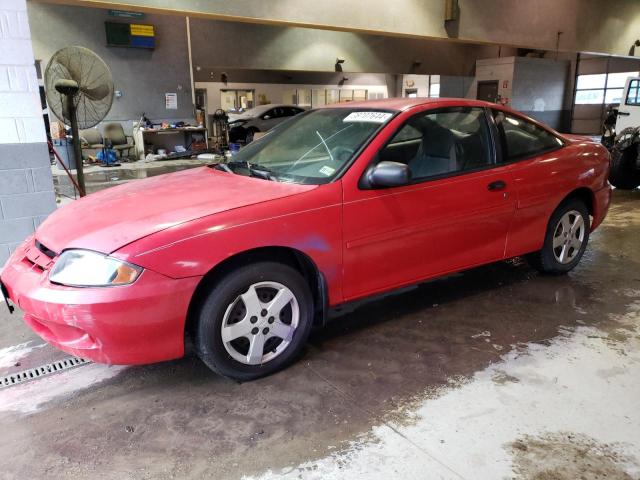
[{"x1": 52, "y1": 138, "x2": 77, "y2": 170}]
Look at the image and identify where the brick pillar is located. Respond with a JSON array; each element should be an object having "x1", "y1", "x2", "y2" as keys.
[{"x1": 0, "y1": 0, "x2": 56, "y2": 266}]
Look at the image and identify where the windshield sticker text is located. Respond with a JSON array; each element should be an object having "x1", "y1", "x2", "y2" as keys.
[{"x1": 343, "y1": 112, "x2": 392, "y2": 123}]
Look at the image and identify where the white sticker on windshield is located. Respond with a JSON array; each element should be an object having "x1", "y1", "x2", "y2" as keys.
[
  {"x1": 343, "y1": 111, "x2": 392, "y2": 123},
  {"x1": 319, "y1": 165, "x2": 336, "y2": 176}
]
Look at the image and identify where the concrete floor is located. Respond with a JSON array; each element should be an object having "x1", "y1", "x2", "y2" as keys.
[{"x1": 0, "y1": 189, "x2": 639, "y2": 479}]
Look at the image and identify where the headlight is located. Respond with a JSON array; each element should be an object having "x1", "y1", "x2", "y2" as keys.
[
  {"x1": 49, "y1": 250, "x2": 142, "y2": 287},
  {"x1": 229, "y1": 120, "x2": 248, "y2": 127}
]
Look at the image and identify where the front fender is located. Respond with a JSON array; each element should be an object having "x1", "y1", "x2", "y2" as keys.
[{"x1": 112, "y1": 181, "x2": 344, "y2": 305}]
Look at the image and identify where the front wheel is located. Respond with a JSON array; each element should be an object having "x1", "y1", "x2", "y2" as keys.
[
  {"x1": 194, "y1": 262, "x2": 314, "y2": 381},
  {"x1": 527, "y1": 199, "x2": 590, "y2": 275}
]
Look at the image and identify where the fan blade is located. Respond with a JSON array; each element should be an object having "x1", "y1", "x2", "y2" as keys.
[
  {"x1": 65, "y1": 61, "x2": 84, "y2": 84},
  {"x1": 80, "y1": 84, "x2": 110, "y2": 101}
]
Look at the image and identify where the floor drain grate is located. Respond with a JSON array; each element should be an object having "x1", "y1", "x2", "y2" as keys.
[{"x1": 0, "y1": 356, "x2": 90, "y2": 389}]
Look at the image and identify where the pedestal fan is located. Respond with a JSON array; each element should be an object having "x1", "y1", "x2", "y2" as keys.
[{"x1": 44, "y1": 46, "x2": 114, "y2": 196}]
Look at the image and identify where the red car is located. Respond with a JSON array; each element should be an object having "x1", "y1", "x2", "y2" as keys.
[{"x1": 1, "y1": 98, "x2": 611, "y2": 380}]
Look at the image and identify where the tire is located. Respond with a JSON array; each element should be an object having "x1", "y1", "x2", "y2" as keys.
[
  {"x1": 527, "y1": 198, "x2": 590, "y2": 275},
  {"x1": 245, "y1": 128, "x2": 257, "y2": 144},
  {"x1": 609, "y1": 144, "x2": 640, "y2": 190},
  {"x1": 194, "y1": 262, "x2": 314, "y2": 381}
]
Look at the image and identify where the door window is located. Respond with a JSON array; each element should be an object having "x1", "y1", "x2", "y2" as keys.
[
  {"x1": 379, "y1": 107, "x2": 493, "y2": 180},
  {"x1": 262, "y1": 108, "x2": 278, "y2": 119},
  {"x1": 492, "y1": 110, "x2": 563, "y2": 161}
]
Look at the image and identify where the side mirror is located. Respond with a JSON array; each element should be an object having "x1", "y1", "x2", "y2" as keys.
[
  {"x1": 262, "y1": 115, "x2": 271, "y2": 120},
  {"x1": 366, "y1": 161, "x2": 411, "y2": 188}
]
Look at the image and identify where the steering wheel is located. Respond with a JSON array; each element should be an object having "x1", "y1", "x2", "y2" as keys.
[{"x1": 331, "y1": 146, "x2": 355, "y2": 163}]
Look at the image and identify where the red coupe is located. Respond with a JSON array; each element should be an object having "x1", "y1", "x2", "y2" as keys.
[{"x1": 1, "y1": 98, "x2": 611, "y2": 380}]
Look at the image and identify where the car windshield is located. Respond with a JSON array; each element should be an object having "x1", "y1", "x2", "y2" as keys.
[{"x1": 227, "y1": 108, "x2": 394, "y2": 184}]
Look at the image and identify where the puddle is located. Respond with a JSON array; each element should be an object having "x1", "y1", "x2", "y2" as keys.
[{"x1": 510, "y1": 432, "x2": 637, "y2": 480}]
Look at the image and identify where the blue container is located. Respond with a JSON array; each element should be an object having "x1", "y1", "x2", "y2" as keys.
[{"x1": 229, "y1": 143, "x2": 241, "y2": 155}]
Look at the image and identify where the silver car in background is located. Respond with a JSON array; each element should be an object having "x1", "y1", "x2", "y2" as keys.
[{"x1": 228, "y1": 104, "x2": 306, "y2": 144}]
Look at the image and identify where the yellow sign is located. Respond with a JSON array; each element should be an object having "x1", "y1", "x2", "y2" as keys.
[{"x1": 130, "y1": 24, "x2": 154, "y2": 37}]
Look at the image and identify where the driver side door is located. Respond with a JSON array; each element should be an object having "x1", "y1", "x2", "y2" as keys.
[{"x1": 341, "y1": 106, "x2": 516, "y2": 301}]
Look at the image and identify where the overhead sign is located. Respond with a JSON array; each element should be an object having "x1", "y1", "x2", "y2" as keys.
[{"x1": 108, "y1": 9, "x2": 144, "y2": 18}]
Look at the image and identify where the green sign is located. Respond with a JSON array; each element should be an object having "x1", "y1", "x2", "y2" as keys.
[{"x1": 108, "y1": 9, "x2": 144, "y2": 18}]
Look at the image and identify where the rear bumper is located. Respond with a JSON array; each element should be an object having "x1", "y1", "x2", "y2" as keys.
[
  {"x1": 1, "y1": 239, "x2": 200, "y2": 365},
  {"x1": 591, "y1": 184, "x2": 612, "y2": 231}
]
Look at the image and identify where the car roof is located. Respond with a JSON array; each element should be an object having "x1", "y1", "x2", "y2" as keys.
[{"x1": 318, "y1": 97, "x2": 497, "y2": 112}]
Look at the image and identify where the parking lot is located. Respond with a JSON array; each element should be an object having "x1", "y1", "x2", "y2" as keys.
[{"x1": 1, "y1": 189, "x2": 638, "y2": 480}]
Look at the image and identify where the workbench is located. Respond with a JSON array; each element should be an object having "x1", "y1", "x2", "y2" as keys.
[{"x1": 133, "y1": 126, "x2": 209, "y2": 159}]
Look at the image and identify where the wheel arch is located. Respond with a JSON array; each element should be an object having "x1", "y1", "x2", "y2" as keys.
[
  {"x1": 560, "y1": 187, "x2": 594, "y2": 218},
  {"x1": 185, "y1": 246, "x2": 328, "y2": 339}
]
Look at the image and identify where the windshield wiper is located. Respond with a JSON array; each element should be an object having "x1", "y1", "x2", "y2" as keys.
[
  {"x1": 213, "y1": 162, "x2": 233, "y2": 173},
  {"x1": 316, "y1": 130, "x2": 334, "y2": 162},
  {"x1": 229, "y1": 161, "x2": 278, "y2": 181}
]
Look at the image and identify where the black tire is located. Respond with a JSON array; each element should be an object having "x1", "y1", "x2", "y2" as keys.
[
  {"x1": 527, "y1": 198, "x2": 590, "y2": 275},
  {"x1": 194, "y1": 262, "x2": 314, "y2": 381},
  {"x1": 245, "y1": 128, "x2": 257, "y2": 144},
  {"x1": 609, "y1": 144, "x2": 640, "y2": 190}
]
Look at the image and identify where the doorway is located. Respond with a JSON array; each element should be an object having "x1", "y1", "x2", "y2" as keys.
[{"x1": 477, "y1": 80, "x2": 499, "y2": 103}]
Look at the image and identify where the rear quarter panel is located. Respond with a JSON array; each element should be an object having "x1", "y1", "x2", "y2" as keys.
[
  {"x1": 112, "y1": 181, "x2": 344, "y2": 306},
  {"x1": 505, "y1": 139, "x2": 610, "y2": 258}
]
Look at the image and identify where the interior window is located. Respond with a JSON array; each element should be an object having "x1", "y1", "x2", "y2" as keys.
[
  {"x1": 492, "y1": 110, "x2": 563, "y2": 161},
  {"x1": 626, "y1": 79, "x2": 640, "y2": 106},
  {"x1": 379, "y1": 107, "x2": 493, "y2": 180}
]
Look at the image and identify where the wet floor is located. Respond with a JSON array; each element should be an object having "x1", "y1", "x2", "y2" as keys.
[
  {"x1": 52, "y1": 159, "x2": 209, "y2": 196},
  {"x1": 0, "y1": 189, "x2": 639, "y2": 479}
]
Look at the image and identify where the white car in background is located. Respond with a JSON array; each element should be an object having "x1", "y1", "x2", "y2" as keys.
[{"x1": 228, "y1": 104, "x2": 306, "y2": 144}]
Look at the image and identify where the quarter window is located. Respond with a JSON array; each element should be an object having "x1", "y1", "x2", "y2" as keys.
[
  {"x1": 379, "y1": 107, "x2": 493, "y2": 180},
  {"x1": 492, "y1": 111, "x2": 563, "y2": 161}
]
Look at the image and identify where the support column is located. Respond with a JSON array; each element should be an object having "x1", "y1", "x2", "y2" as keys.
[{"x1": 0, "y1": 0, "x2": 56, "y2": 266}]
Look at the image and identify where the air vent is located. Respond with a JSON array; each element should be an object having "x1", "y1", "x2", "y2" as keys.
[{"x1": 35, "y1": 240, "x2": 57, "y2": 259}]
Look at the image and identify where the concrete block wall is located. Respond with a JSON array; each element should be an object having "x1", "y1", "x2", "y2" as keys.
[{"x1": 0, "y1": 0, "x2": 56, "y2": 267}]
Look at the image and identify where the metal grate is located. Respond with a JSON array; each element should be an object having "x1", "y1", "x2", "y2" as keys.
[{"x1": 0, "y1": 356, "x2": 89, "y2": 389}]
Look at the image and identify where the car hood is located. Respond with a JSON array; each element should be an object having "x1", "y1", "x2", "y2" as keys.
[
  {"x1": 227, "y1": 113, "x2": 254, "y2": 122},
  {"x1": 36, "y1": 167, "x2": 314, "y2": 255}
]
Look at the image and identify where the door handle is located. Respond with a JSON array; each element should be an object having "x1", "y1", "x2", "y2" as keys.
[
  {"x1": 618, "y1": 111, "x2": 630, "y2": 116},
  {"x1": 488, "y1": 180, "x2": 507, "y2": 191}
]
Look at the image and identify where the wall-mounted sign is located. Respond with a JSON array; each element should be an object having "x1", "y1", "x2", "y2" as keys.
[
  {"x1": 165, "y1": 92, "x2": 178, "y2": 110},
  {"x1": 108, "y1": 9, "x2": 144, "y2": 18},
  {"x1": 105, "y1": 22, "x2": 155, "y2": 49}
]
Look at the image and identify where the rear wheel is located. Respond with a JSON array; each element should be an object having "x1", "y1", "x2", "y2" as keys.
[
  {"x1": 194, "y1": 262, "x2": 313, "y2": 381},
  {"x1": 527, "y1": 199, "x2": 590, "y2": 275},
  {"x1": 609, "y1": 144, "x2": 640, "y2": 190},
  {"x1": 245, "y1": 128, "x2": 257, "y2": 144}
]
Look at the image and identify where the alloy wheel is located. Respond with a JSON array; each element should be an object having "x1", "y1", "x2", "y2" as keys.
[{"x1": 552, "y1": 210, "x2": 586, "y2": 264}]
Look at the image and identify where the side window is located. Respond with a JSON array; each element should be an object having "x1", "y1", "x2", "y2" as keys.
[
  {"x1": 626, "y1": 79, "x2": 640, "y2": 105},
  {"x1": 262, "y1": 108, "x2": 277, "y2": 119},
  {"x1": 492, "y1": 110, "x2": 563, "y2": 161},
  {"x1": 379, "y1": 107, "x2": 493, "y2": 180},
  {"x1": 283, "y1": 107, "x2": 301, "y2": 117}
]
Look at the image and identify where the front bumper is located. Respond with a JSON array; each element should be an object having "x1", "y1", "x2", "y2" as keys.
[
  {"x1": 591, "y1": 184, "x2": 612, "y2": 231},
  {"x1": 1, "y1": 238, "x2": 201, "y2": 365}
]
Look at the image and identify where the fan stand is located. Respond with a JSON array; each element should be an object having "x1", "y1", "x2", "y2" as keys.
[{"x1": 55, "y1": 80, "x2": 86, "y2": 197}]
